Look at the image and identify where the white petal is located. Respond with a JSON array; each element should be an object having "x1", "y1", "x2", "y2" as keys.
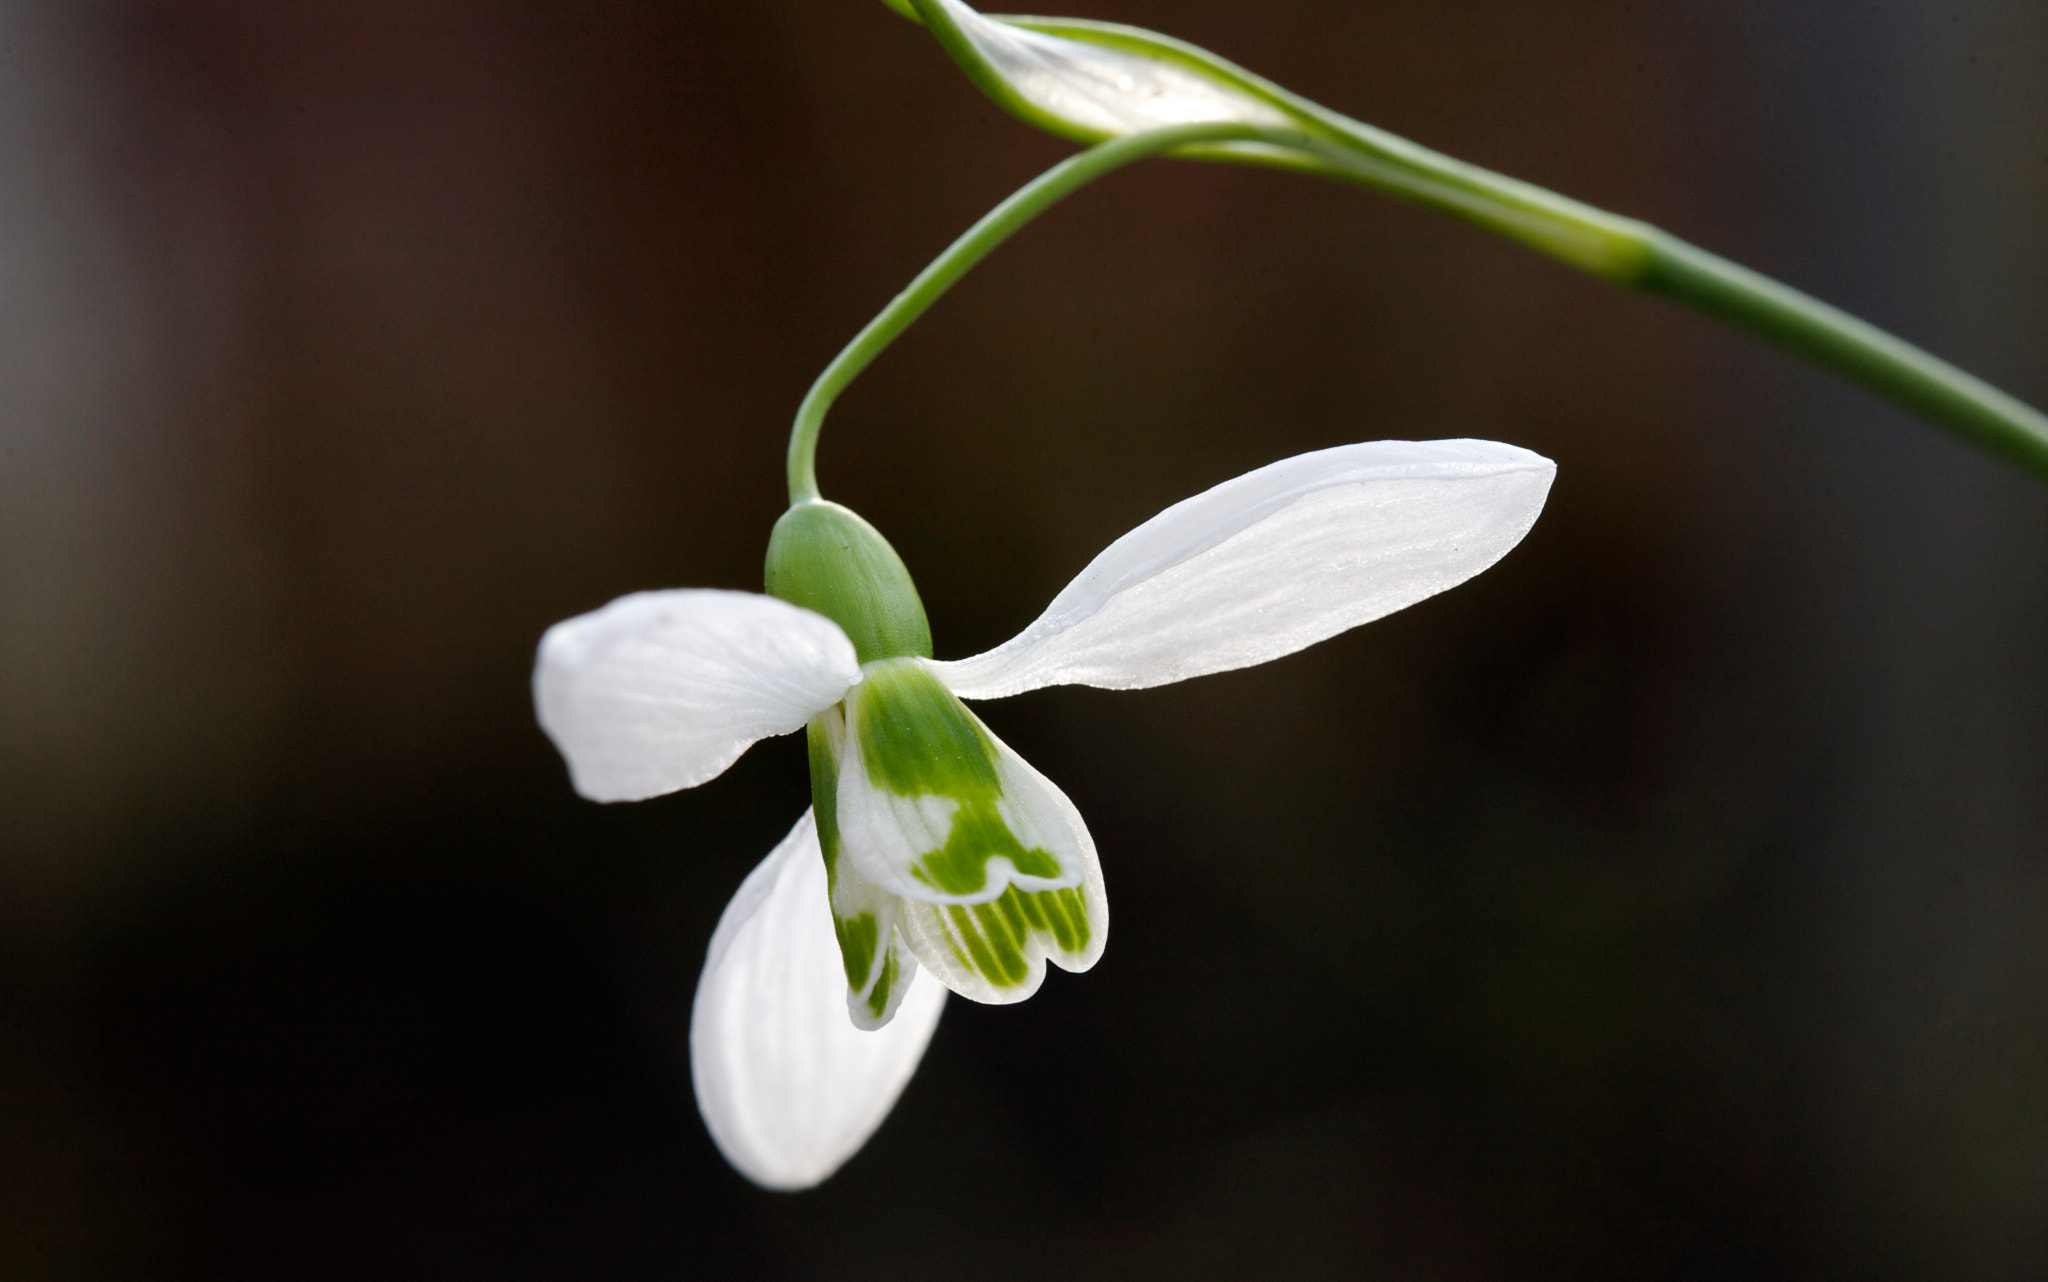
[
  {"x1": 689, "y1": 810, "x2": 948, "y2": 1190},
  {"x1": 930, "y1": 440, "x2": 1555, "y2": 700},
  {"x1": 935, "y1": 0, "x2": 1291, "y2": 136},
  {"x1": 534, "y1": 589, "x2": 860, "y2": 802}
]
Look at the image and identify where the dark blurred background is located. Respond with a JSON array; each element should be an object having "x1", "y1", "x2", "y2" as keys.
[{"x1": 3, "y1": 0, "x2": 2045, "y2": 1277}]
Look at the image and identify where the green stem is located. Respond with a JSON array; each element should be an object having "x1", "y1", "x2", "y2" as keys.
[
  {"x1": 786, "y1": 121, "x2": 1313, "y2": 503},
  {"x1": 1636, "y1": 238, "x2": 2048, "y2": 479},
  {"x1": 903, "y1": 3, "x2": 2048, "y2": 483},
  {"x1": 1294, "y1": 124, "x2": 2048, "y2": 483}
]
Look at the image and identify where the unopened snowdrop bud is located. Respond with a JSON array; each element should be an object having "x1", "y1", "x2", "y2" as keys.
[
  {"x1": 765, "y1": 500, "x2": 933, "y2": 664},
  {"x1": 903, "y1": 0, "x2": 1295, "y2": 144}
]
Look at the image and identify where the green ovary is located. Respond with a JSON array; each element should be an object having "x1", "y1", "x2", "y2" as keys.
[{"x1": 911, "y1": 798, "x2": 1061, "y2": 896}]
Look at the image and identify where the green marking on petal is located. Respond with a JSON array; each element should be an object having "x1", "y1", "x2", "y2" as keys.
[
  {"x1": 1014, "y1": 885, "x2": 1050, "y2": 933},
  {"x1": 846, "y1": 660, "x2": 1076, "y2": 899},
  {"x1": 852, "y1": 660, "x2": 1001, "y2": 799},
  {"x1": 1025, "y1": 886, "x2": 1089, "y2": 955},
  {"x1": 1056, "y1": 891, "x2": 1083, "y2": 949},
  {"x1": 947, "y1": 902, "x2": 1028, "y2": 987},
  {"x1": 864, "y1": 949, "x2": 899, "y2": 1020},
  {"x1": 992, "y1": 885, "x2": 1030, "y2": 942},
  {"x1": 1018, "y1": 885, "x2": 1091, "y2": 956},
  {"x1": 806, "y1": 714, "x2": 844, "y2": 886},
  {"x1": 931, "y1": 884, "x2": 1093, "y2": 990},
  {"x1": 909, "y1": 798, "x2": 1062, "y2": 896},
  {"x1": 834, "y1": 911, "x2": 879, "y2": 993},
  {"x1": 810, "y1": 706, "x2": 911, "y2": 1011}
]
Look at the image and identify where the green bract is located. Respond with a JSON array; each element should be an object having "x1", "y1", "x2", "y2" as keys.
[{"x1": 765, "y1": 500, "x2": 933, "y2": 665}]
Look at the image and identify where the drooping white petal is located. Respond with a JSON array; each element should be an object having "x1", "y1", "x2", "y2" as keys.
[
  {"x1": 690, "y1": 810, "x2": 948, "y2": 1191},
  {"x1": 934, "y1": 0, "x2": 1291, "y2": 137},
  {"x1": 534, "y1": 589, "x2": 860, "y2": 802},
  {"x1": 930, "y1": 440, "x2": 1555, "y2": 700},
  {"x1": 833, "y1": 659, "x2": 1088, "y2": 906}
]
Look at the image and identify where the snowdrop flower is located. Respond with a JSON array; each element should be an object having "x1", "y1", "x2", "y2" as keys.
[{"x1": 535, "y1": 438, "x2": 1553, "y2": 1189}]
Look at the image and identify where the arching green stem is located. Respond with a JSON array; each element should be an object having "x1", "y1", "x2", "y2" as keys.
[
  {"x1": 1635, "y1": 238, "x2": 2048, "y2": 478},
  {"x1": 1292, "y1": 123, "x2": 2048, "y2": 482},
  {"x1": 786, "y1": 121, "x2": 1320, "y2": 503},
  {"x1": 898, "y1": 1, "x2": 2048, "y2": 483}
]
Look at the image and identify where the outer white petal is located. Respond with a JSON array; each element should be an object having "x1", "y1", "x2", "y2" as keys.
[
  {"x1": 534, "y1": 589, "x2": 860, "y2": 802},
  {"x1": 937, "y1": 0, "x2": 1291, "y2": 136},
  {"x1": 930, "y1": 440, "x2": 1555, "y2": 700},
  {"x1": 689, "y1": 810, "x2": 948, "y2": 1191}
]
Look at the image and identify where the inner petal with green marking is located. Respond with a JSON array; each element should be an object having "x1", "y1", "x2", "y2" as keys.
[
  {"x1": 808, "y1": 705, "x2": 922, "y2": 1031},
  {"x1": 834, "y1": 658, "x2": 1086, "y2": 906}
]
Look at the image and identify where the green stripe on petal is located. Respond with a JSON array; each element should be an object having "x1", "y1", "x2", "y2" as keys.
[
  {"x1": 809, "y1": 706, "x2": 924, "y2": 1031},
  {"x1": 965, "y1": 899, "x2": 1033, "y2": 986},
  {"x1": 864, "y1": 948, "x2": 902, "y2": 1021},
  {"x1": 835, "y1": 659, "x2": 1090, "y2": 906},
  {"x1": 1013, "y1": 885, "x2": 1092, "y2": 955},
  {"x1": 911, "y1": 798, "x2": 1063, "y2": 895},
  {"x1": 834, "y1": 912, "x2": 879, "y2": 992},
  {"x1": 808, "y1": 712, "x2": 845, "y2": 885},
  {"x1": 891, "y1": 758, "x2": 1109, "y2": 1005},
  {"x1": 902, "y1": 879, "x2": 1106, "y2": 1004},
  {"x1": 852, "y1": 658, "x2": 1002, "y2": 799}
]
